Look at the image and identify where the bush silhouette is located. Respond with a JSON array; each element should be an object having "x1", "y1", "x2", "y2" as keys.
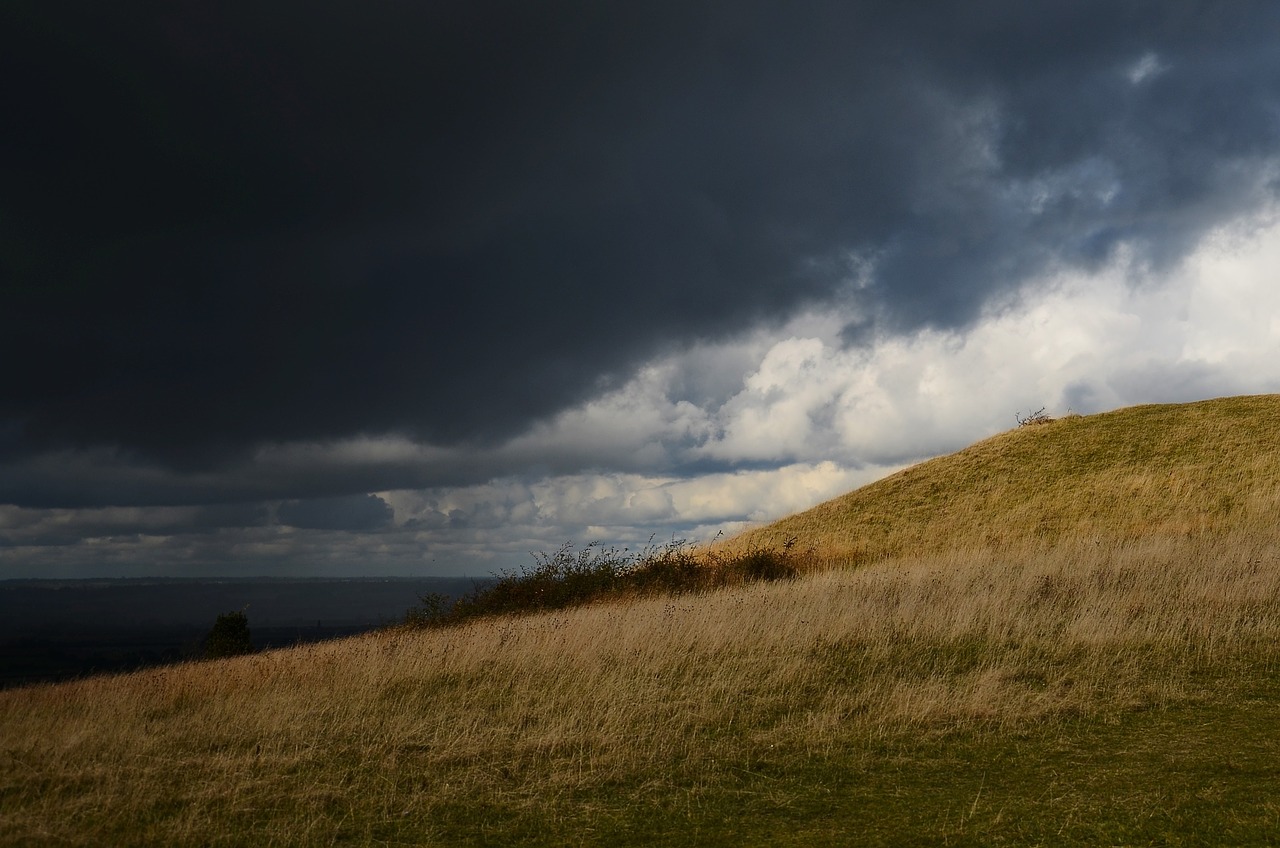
[
  {"x1": 406, "y1": 537, "x2": 805, "y2": 629},
  {"x1": 203, "y1": 610, "x2": 254, "y2": 659}
]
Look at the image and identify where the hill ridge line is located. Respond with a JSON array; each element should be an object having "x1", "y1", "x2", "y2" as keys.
[{"x1": 730, "y1": 393, "x2": 1280, "y2": 562}]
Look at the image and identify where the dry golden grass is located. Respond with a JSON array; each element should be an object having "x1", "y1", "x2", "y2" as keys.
[
  {"x1": 730, "y1": 394, "x2": 1280, "y2": 563},
  {"x1": 5, "y1": 394, "x2": 1280, "y2": 844},
  {"x1": 3, "y1": 530, "x2": 1279, "y2": 845}
]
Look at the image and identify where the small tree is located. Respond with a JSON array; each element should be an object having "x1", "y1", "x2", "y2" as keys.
[{"x1": 203, "y1": 610, "x2": 253, "y2": 659}]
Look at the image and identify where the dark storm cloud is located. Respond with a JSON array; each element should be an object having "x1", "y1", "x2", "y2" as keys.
[
  {"x1": 0, "y1": 502, "x2": 271, "y2": 547},
  {"x1": 3, "y1": 1, "x2": 1280, "y2": 494},
  {"x1": 277, "y1": 494, "x2": 393, "y2": 532}
]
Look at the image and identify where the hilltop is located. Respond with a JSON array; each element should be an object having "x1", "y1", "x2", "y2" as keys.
[{"x1": 734, "y1": 393, "x2": 1280, "y2": 561}]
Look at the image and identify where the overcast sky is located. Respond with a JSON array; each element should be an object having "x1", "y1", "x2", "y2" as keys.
[{"x1": 4, "y1": 1, "x2": 1280, "y2": 577}]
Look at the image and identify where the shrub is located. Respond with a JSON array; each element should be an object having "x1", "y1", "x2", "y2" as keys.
[
  {"x1": 405, "y1": 537, "x2": 807, "y2": 629},
  {"x1": 203, "y1": 610, "x2": 254, "y2": 659},
  {"x1": 404, "y1": 592, "x2": 454, "y2": 628},
  {"x1": 715, "y1": 538, "x2": 801, "y2": 583},
  {"x1": 1016, "y1": 407, "x2": 1055, "y2": 426}
]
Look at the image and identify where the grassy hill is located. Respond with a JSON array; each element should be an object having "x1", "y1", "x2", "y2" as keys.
[
  {"x1": 3, "y1": 395, "x2": 1280, "y2": 845},
  {"x1": 733, "y1": 393, "x2": 1280, "y2": 561}
]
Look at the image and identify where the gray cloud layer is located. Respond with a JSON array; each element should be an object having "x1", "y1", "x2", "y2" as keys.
[
  {"x1": 5, "y1": 1, "x2": 1278, "y2": 478},
  {"x1": 4, "y1": 2, "x2": 1280, "y2": 575}
]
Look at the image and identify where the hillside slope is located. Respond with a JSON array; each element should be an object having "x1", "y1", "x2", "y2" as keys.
[
  {"x1": 5, "y1": 528, "x2": 1280, "y2": 845},
  {"x1": 4, "y1": 394, "x2": 1280, "y2": 845},
  {"x1": 733, "y1": 394, "x2": 1280, "y2": 561}
]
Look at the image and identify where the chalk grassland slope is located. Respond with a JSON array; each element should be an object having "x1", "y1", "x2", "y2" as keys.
[
  {"x1": 3, "y1": 533, "x2": 1280, "y2": 845},
  {"x1": 733, "y1": 394, "x2": 1280, "y2": 562},
  {"x1": 3, "y1": 395, "x2": 1280, "y2": 844}
]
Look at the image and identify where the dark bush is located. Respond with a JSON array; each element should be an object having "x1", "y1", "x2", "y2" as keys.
[
  {"x1": 717, "y1": 538, "x2": 801, "y2": 583},
  {"x1": 404, "y1": 592, "x2": 453, "y2": 628},
  {"x1": 624, "y1": 538, "x2": 704, "y2": 593},
  {"x1": 203, "y1": 610, "x2": 254, "y2": 659},
  {"x1": 1016, "y1": 407, "x2": 1054, "y2": 426},
  {"x1": 405, "y1": 536, "x2": 808, "y2": 629}
]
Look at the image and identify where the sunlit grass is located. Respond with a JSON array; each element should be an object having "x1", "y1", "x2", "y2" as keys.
[
  {"x1": 4, "y1": 395, "x2": 1280, "y2": 844},
  {"x1": 733, "y1": 394, "x2": 1280, "y2": 563},
  {"x1": 3, "y1": 530, "x2": 1280, "y2": 844}
]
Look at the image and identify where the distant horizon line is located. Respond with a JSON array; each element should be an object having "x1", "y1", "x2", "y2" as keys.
[{"x1": 0, "y1": 575, "x2": 493, "y2": 585}]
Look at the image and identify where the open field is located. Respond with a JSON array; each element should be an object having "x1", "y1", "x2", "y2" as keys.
[
  {"x1": 4, "y1": 530, "x2": 1280, "y2": 845},
  {"x1": 3, "y1": 396, "x2": 1280, "y2": 844}
]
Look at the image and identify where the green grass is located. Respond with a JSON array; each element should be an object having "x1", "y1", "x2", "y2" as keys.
[{"x1": 454, "y1": 669, "x2": 1280, "y2": 847}]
